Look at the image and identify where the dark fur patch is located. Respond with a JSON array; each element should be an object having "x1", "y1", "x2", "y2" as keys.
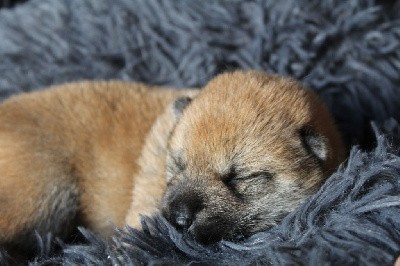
[{"x1": 172, "y1": 97, "x2": 192, "y2": 120}]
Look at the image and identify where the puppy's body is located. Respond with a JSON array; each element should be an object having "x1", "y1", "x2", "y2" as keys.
[
  {"x1": 0, "y1": 81, "x2": 197, "y2": 248},
  {"x1": 0, "y1": 71, "x2": 345, "y2": 251}
]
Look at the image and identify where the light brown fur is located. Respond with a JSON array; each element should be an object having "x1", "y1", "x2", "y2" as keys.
[
  {"x1": 0, "y1": 71, "x2": 345, "y2": 250},
  {"x1": 161, "y1": 71, "x2": 346, "y2": 243},
  {"x1": 0, "y1": 81, "x2": 197, "y2": 248}
]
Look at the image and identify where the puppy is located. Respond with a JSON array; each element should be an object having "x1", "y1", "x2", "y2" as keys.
[{"x1": 0, "y1": 71, "x2": 345, "y2": 253}]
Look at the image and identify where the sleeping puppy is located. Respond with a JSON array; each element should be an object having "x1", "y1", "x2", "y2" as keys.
[{"x1": 0, "y1": 71, "x2": 345, "y2": 254}]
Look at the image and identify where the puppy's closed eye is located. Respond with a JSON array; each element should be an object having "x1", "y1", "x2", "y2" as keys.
[{"x1": 223, "y1": 170, "x2": 274, "y2": 187}]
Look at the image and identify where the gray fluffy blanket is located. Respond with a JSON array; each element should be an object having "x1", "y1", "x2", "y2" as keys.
[{"x1": 0, "y1": 0, "x2": 399, "y2": 265}]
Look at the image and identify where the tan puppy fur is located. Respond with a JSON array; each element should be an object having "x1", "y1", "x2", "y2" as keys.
[
  {"x1": 0, "y1": 81, "x2": 197, "y2": 251},
  {"x1": 0, "y1": 71, "x2": 345, "y2": 251},
  {"x1": 161, "y1": 71, "x2": 345, "y2": 243}
]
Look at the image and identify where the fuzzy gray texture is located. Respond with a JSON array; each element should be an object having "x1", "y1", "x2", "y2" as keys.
[
  {"x1": 26, "y1": 131, "x2": 400, "y2": 265},
  {"x1": 0, "y1": 0, "x2": 399, "y2": 265}
]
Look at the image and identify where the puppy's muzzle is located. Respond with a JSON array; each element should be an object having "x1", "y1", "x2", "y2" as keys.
[{"x1": 162, "y1": 187, "x2": 203, "y2": 230}]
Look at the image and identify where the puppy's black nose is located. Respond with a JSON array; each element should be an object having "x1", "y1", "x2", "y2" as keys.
[
  {"x1": 174, "y1": 206, "x2": 192, "y2": 228},
  {"x1": 165, "y1": 192, "x2": 203, "y2": 230}
]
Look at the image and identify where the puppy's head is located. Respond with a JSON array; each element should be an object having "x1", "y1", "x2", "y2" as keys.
[{"x1": 162, "y1": 71, "x2": 345, "y2": 244}]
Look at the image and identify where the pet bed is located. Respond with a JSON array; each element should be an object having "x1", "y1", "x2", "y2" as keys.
[{"x1": 0, "y1": 0, "x2": 399, "y2": 265}]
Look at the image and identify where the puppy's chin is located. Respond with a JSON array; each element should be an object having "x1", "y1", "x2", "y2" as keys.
[
  {"x1": 187, "y1": 226, "x2": 224, "y2": 245},
  {"x1": 186, "y1": 208, "x2": 294, "y2": 244},
  {"x1": 183, "y1": 214, "x2": 254, "y2": 244},
  {"x1": 186, "y1": 219, "x2": 231, "y2": 244}
]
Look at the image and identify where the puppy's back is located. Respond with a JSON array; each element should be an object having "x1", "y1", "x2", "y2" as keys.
[{"x1": 0, "y1": 81, "x2": 193, "y2": 249}]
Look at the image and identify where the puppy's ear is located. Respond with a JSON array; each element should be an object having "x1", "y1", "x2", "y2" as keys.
[
  {"x1": 172, "y1": 96, "x2": 192, "y2": 120},
  {"x1": 300, "y1": 128, "x2": 328, "y2": 162}
]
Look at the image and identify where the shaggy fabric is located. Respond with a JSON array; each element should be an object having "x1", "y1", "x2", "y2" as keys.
[
  {"x1": 0, "y1": 0, "x2": 399, "y2": 265},
  {"x1": 26, "y1": 132, "x2": 400, "y2": 265},
  {"x1": 0, "y1": 0, "x2": 27, "y2": 8}
]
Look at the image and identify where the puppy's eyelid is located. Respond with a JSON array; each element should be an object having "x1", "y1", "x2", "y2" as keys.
[
  {"x1": 225, "y1": 170, "x2": 274, "y2": 186},
  {"x1": 223, "y1": 166, "x2": 274, "y2": 190},
  {"x1": 248, "y1": 171, "x2": 274, "y2": 179}
]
